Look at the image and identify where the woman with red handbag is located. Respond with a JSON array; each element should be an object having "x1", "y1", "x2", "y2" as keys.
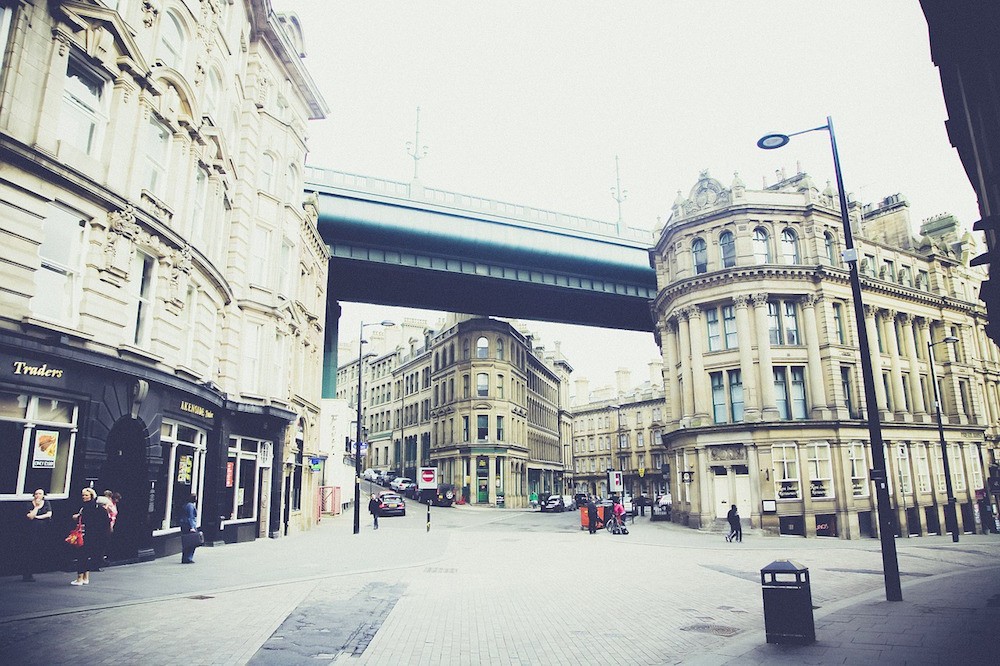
[{"x1": 70, "y1": 487, "x2": 105, "y2": 586}]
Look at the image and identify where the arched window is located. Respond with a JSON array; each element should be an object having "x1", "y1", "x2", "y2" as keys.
[
  {"x1": 753, "y1": 228, "x2": 771, "y2": 263},
  {"x1": 780, "y1": 229, "x2": 800, "y2": 264},
  {"x1": 158, "y1": 12, "x2": 186, "y2": 71},
  {"x1": 205, "y1": 68, "x2": 222, "y2": 121},
  {"x1": 476, "y1": 336, "x2": 489, "y2": 358},
  {"x1": 496, "y1": 338, "x2": 505, "y2": 360},
  {"x1": 260, "y1": 153, "x2": 275, "y2": 194},
  {"x1": 285, "y1": 163, "x2": 300, "y2": 202},
  {"x1": 476, "y1": 372, "x2": 489, "y2": 397},
  {"x1": 824, "y1": 232, "x2": 837, "y2": 265},
  {"x1": 719, "y1": 231, "x2": 736, "y2": 268},
  {"x1": 692, "y1": 238, "x2": 707, "y2": 274}
]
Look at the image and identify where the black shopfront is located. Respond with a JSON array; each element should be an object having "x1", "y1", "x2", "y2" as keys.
[{"x1": 0, "y1": 333, "x2": 294, "y2": 576}]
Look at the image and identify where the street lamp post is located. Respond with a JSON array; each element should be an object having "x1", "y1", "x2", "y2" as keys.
[
  {"x1": 928, "y1": 335, "x2": 961, "y2": 542},
  {"x1": 758, "y1": 116, "x2": 902, "y2": 601},
  {"x1": 353, "y1": 320, "x2": 395, "y2": 535}
]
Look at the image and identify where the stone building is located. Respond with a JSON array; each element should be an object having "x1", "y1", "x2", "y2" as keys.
[
  {"x1": 345, "y1": 315, "x2": 570, "y2": 508},
  {"x1": 0, "y1": 0, "x2": 328, "y2": 571},
  {"x1": 650, "y1": 169, "x2": 999, "y2": 538},
  {"x1": 569, "y1": 368, "x2": 667, "y2": 500}
]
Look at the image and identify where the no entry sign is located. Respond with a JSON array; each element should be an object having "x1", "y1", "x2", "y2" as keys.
[{"x1": 418, "y1": 466, "x2": 438, "y2": 489}]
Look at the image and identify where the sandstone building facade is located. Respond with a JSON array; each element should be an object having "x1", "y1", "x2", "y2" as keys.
[
  {"x1": 650, "y1": 170, "x2": 999, "y2": 538},
  {"x1": 0, "y1": 0, "x2": 328, "y2": 570}
]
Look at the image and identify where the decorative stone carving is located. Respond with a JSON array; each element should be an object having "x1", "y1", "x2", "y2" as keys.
[
  {"x1": 52, "y1": 29, "x2": 71, "y2": 57},
  {"x1": 142, "y1": 1, "x2": 161, "y2": 28},
  {"x1": 709, "y1": 444, "x2": 746, "y2": 462},
  {"x1": 101, "y1": 207, "x2": 141, "y2": 284},
  {"x1": 733, "y1": 294, "x2": 751, "y2": 309}
]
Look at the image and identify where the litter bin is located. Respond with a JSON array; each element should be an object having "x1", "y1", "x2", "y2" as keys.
[
  {"x1": 760, "y1": 560, "x2": 815, "y2": 645},
  {"x1": 496, "y1": 493, "x2": 505, "y2": 508}
]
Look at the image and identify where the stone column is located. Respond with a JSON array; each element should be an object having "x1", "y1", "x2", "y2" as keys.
[
  {"x1": 696, "y1": 447, "x2": 711, "y2": 529},
  {"x1": 752, "y1": 293, "x2": 779, "y2": 420},
  {"x1": 801, "y1": 294, "x2": 829, "y2": 418},
  {"x1": 677, "y1": 309, "x2": 694, "y2": 423},
  {"x1": 864, "y1": 305, "x2": 889, "y2": 417},
  {"x1": 884, "y1": 310, "x2": 908, "y2": 420},
  {"x1": 663, "y1": 318, "x2": 682, "y2": 426},
  {"x1": 901, "y1": 314, "x2": 927, "y2": 418},
  {"x1": 686, "y1": 306, "x2": 710, "y2": 424},
  {"x1": 487, "y1": 455, "x2": 496, "y2": 505},
  {"x1": 734, "y1": 295, "x2": 760, "y2": 422}
]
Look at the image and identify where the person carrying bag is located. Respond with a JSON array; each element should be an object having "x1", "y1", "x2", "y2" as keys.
[{"x1": 179, "y1": 494, "x2": 201, "y2": 563}]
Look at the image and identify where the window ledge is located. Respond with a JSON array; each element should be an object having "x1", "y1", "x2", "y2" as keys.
[
  {"x1": 118, "y1": 343, "x2": 164, "y2": 364},
  {"x1": 175, "y1": 364, "x2": 204, "y2": 382},
  {"x1": 22, "y1": 316, "x2": 94, "y2": 341}
]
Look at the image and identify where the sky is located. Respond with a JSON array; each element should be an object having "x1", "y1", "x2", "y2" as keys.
[{"x1": 275, "y1": 1, "x2": 981, "y2": 392}]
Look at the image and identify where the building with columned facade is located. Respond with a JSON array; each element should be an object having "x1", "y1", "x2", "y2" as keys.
[
  {"x1": 650, "y1": 169, "x2": 1000, "y2": 538},
  {"x1": 0, "y1": 1, "x2": 328, "y2": 571},
  {"x1": 346, "y1": 315, "x2": 570, "y2": 508},
  {"x1": 568, "y1": 368, "x2": 667, "y2": 500}
]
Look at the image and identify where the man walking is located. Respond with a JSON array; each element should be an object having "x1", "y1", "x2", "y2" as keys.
[
  {"x1": 726, "y1": 505, "x2": 742, "y2": 542},
  {"x1": 586, "y1": 497, "x2": 599, "y2": 534},
  {"x1": 368, "y1": 493, "x2": 380, "y2": 530}
]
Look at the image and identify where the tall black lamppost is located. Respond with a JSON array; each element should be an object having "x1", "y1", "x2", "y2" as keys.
[
  {"x1": 353, "y1": 320, "x2": 394, "y2": 535},
  {"x1": 928, "y1": 335, "x2": 961, "y2": 542},
  {"x1": 758, "y1": 116, "x2": 902, "y2": 601}
]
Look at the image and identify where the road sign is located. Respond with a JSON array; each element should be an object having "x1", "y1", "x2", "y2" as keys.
[
  {"x1": 608, "y1": 470, "x2": 623, "y2": 492},
  {"x1": 418, "y1": 466, "x2": 438, "y2": 490}
]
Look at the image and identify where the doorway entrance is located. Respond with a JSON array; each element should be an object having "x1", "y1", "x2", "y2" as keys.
[{"x1": 99, "y1": 417, "x2": 149, "y2": 561}]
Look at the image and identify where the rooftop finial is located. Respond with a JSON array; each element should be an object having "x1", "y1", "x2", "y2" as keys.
[
  {"x1": 610, "y1": 155, "x2": 628, "y2": 235},
  {"x1": 406, "y1": 106, "x2": 429, "y2": 182}
]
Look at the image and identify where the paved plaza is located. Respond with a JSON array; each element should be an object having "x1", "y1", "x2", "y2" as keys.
[{"x1": 2, "y1": 497, "x2": 1000, "y2": 665}]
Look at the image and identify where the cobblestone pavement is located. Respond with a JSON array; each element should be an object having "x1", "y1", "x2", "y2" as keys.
[{"x1": 2, "y1": 502, "x2": 999, "y2": 665}]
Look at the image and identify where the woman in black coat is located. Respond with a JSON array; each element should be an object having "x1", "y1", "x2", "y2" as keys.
[{"x1": 71, "y1": 487, "x2": 107, "y2": 585}]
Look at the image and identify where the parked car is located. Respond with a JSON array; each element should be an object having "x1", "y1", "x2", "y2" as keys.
[
  {"x1": 540, "y1": 495, "x2": 566, "y2": 512},
  {"x1": 377, "y1": 492, "x2": 406, "y2": 517},
  {"x1": 362, "y1": 468, "x2": 382, "y2": 482},
  {"x1": 379, "y1": 471, "x2": 399, "y2": 487},
  {"x1": 418, "y1": 483, "x2": 456, "y2": 506},
  {"x1": 390, "y1": 477, "x2": 414, "y2": 492}
]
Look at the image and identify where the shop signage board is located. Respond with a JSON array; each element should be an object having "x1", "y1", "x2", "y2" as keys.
[{"x1": 418, "y1": 466, "x2": 437, "y2": 489}]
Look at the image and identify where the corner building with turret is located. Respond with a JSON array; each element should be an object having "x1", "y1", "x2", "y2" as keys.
[{"x1": 650, "y1": 170, "x2": 1000, "y2": 538}]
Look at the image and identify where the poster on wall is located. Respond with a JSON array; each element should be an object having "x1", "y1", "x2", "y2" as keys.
[
  {"x1": 177, "y1": 455, "x2": 193, "y2": 484},
  {"x1": 32, "y1": 430, "x2": 58, "y2": 468},
  {"x1": 226, "y1": 461, "x2": 235, "y2": 488}
]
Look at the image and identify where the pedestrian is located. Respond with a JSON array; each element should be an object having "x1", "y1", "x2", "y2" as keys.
[
  {"x1": 368, "y1": 493, "x2": 381, "y2": 530},
  {"x1": 96, "y1": 490, "x2": 117, "y2": 566},
  {"x1": 71, "y1": 487, "x2": 105, "y2": 585},
  {"x1": 586, "y1": 497, "x2": 599, "y2": 534},
  {"x1": 529, "y1": 491, "x2": 538, "y2": 509},
  {"x1": 22, "y1": 488, "x2": 53, "y2": 582},
  {"x1": 726, "y1": 505, "x2": 742, "y2": 543},
  {"x1": 179, "y1": 493, "x2": 199, "y2": 563}
]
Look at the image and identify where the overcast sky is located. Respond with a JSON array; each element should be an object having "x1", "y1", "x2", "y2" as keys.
[{"x1": 277, "y1": 1, "x2": 981, "y2": 392}]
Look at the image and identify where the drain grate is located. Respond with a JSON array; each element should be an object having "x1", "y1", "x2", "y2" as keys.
[{"x1": 680, "y1": 624, "x2": 742, "y2": 637}]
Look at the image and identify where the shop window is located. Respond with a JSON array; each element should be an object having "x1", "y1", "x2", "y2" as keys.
[
  {"x1": 0, "y1": 391, "x2": 78, "y2": 498},
  {"x1": 806, "y1": 442, "x2": 833, "y2": 498},
  {"x1": 772, "y1": 444, "x2": 799, "y2": 499},
  {"x1": 154, "y1": 420, "x2": 206, "y2": 533},
  {"x1": 224, "y1": 436, "x2": 272, "y2": 523},
  {"x1": 849, "y1": 442, "x2": 868, "y2": 496}
]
